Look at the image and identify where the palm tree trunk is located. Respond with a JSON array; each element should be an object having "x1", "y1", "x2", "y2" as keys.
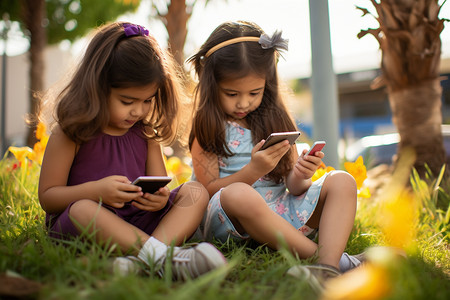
[
  {"x1": 359, "y1": 0, "x2": 447, "y2": 177},
  {"x1": 389, "y1": 79, "x2": 445, "y2": 176}
]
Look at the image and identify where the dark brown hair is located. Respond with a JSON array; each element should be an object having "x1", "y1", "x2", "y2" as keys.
[
  {"x1": 41, "y1": 21, "x2": 184, "y2": 145},
  {"x1": 187, "y1": 21, "x2": 297, "y2": 182}
]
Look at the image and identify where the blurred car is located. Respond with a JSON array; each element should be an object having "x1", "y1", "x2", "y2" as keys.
[{"x1": 345, "y1": 125, "x2": 450, "y2": 168}]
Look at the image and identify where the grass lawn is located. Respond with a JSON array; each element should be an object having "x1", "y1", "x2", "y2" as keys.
[{"x1": 0, "y1": 152, "x2": 449, "y2": 300}]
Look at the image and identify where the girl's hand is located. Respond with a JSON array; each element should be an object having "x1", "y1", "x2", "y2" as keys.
[
  {"x1": 248, "y1": 139, "x2": 291, "y2": 176},
  {"x1": 132, "y1": 186, "x2": 170, "y2": 211},
  {"x1": 292, "y1": 149, "x2": 325, "y2": 180},
  {"x1": 96, "y1": 175, "x2": 143, "y2": 208}
]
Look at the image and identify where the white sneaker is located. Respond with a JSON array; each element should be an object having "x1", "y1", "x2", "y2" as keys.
[
  {"x1": 287, "y1": 264, "x2": 341, "y2": 293},
  {"x1": 339, "y1": 252, "x2": 364, "y2": 272},
  {"x1": 113, "y1": 256, "x2": 142, "y2": 276},
  {"x1": 163, "y1": 242, "x2": 227, "y2": 280}
]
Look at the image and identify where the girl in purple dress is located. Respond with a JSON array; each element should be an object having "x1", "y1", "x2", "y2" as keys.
[{"x1": 38, "y1": 22, "x2": 226, "y2": 280}]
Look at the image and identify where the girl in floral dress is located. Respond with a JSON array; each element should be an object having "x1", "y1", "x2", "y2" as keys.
[{"x1": 188, "y1": 21, "x2": 362, "y2": 283}]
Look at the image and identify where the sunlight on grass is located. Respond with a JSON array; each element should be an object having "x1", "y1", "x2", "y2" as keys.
[
  {"x1": 322, "y1": 150, "x2": 449, "y2": 300},
  {"x1": 0, "y1": 125, "x2": 449, "y2": 299}
]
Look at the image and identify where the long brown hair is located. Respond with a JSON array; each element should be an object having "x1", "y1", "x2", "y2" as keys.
[
  {"x1": 40, "y1": 21, "x2": 184, "y2": 146},
  {"x1": 187, "y1": 21, "x2": 297, "y2": 182}
]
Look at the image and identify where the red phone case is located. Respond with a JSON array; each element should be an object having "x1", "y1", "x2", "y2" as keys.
[{"x1": 306, "y1": 141, "x2": 326, "y2": 156}]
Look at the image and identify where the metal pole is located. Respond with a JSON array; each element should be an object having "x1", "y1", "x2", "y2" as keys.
[
  {"x1": 308, "y1": 0, "x2": 340, "y2": 168},
  {"x1": 1, "y1": 13, "x2": 9, "y2": 157}
]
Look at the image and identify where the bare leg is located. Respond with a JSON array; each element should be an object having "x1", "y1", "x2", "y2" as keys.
[
  {"x1": 220, "y1": 182, "x2": 318, "y2": 258},
  {"x1": 152, "y1": 181, "x2": 209, "y2": 245},
  {"x1": 68, "y1": 181, "x2": 209, "y2": 254},
  {"x1": 69, "y1": 200, "x2": 149, "y2": 254},
  {"x1": 306, "y1": 171, "x2": 357, "y2": 269}
]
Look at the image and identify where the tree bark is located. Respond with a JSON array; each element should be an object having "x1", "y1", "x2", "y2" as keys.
[
  {"x1": 164, "y1": 0, "x2": 191, "y2": 67},
  {"x1": 21, "y1": 0, "x2": 46, "y2": 146},
  {"x1": 359, "y1": 0, "x2": 446, "y2": 178},
  {"x1": 157, "y1": 0, "x2": 193, "y2": 157},
  {"x1": 388, "y1": 79, "x2": 445, "y2": 176}
]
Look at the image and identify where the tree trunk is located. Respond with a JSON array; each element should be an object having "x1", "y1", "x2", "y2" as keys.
[
  {"x1": 157, "y1": 0, "x2": 193, "y2": 157},
  {"x1": 165, "y1": 0, "x2": 191, "y2": 67},
  {"x1": 21, "y1": 0, "x2": 46, "y2": 147},
  {"x1": 388, "y1": 79, "x2": 445, "y2": 176},
  {"x1": 358, "y1": 0, "x2": 447, "y2": 178}
]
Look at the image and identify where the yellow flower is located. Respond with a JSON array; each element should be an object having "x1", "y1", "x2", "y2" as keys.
[
  {"x1": 321, "y1": 247, "x2": 399, "y2": 300},
  {"x1": 321, "y1": 264, "x2": 390, "y2": 300},
  {"x1": 29, "y1": 140, "x2": 46, "y2": 165},
  {"x1": 165, "y1": 156, "x2": 193, "y2": 188},
  {"x1": 379, "y1": 189, "x2": 418, "y2": 249},
  {"x1": 312, "y1": 168, "x2": 327, "y2": 182},
  {"x1": 8, "y1": 146, "x2": 33, "y2": 165},
  {"x1": 166, "y1": 156, "x2": 182, "y2": 174},
  {"x1": 40, "y1": 134, "x2": 49, "y2": 149},
  {"x1": 312, "y1": 164, "x2": 335, "y2": 182},
  {"x1": 344, "y1": 156, "x2": 367, "y2": 189},
  {"x1": 35, "y1": 122, "x2": 48, "y2": 141},
  {"x1": 358, "y1": 187, "x2": 371, "y2": 198}
]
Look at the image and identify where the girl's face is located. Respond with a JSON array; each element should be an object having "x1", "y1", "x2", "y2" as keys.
[
  {"x1": 105, "y1": 83, "x2": 158, "y2": 135},
  {"x1": 218, "y1": 73, "x2": 265, "y2": 122}
]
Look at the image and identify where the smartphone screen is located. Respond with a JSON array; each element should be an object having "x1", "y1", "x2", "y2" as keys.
[{"x1": 132, "y1": 176, "x2": 172, "y2": 194}]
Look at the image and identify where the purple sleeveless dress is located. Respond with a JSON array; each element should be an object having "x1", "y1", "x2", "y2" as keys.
[{"x1": 46, "y1": 125, "x2": 177, "y2": 239}]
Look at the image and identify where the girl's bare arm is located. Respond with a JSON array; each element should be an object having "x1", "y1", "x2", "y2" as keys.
[
  {"x1": 191, "y1": 138, "x2": 289, "y2": 197},
  {"x1": 145, "y1": 139, "x2": 168, "y2": 176},
  {"x1": 285, "y1": 147, "x2": 323, "y2": 196},
  {"x1": 38, "y1": 126, "x2": 141, "y2": 214}
]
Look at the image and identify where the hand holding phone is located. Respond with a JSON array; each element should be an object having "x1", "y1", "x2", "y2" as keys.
[
  {"x1": 132, "y1": 176, "x2": 172, "y2": 194},
  {"x1": 260, "y1": 131, "x2": 301, "y2": 150},
  {"x1": 305, "y1": 141, "x2": 326, "y2": 156}
]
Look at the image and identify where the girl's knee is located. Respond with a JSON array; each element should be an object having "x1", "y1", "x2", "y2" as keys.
[
  {"x1": 174, "y1": 181, "x2": 209, "y2": 208},
  {"x1": 320, "y1": 171, "x2": 357, "y2": 207},
  {"x1": 69, "y1": 199, "x2": 100, "y2": 221},
  {"x1": 220, "y1": 182, "x2": 264, "y2": 214},
  {"x1": 325, "y1": 170, "x2": 357, "y2": 192}
]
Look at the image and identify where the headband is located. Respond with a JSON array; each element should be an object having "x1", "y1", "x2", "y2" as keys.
[
  {"x1": 123, "y1": 23, "x2": 149, "y2": 37},
  {"x1": 204, "y1": 31, "x2": 288, "y2": 58}
]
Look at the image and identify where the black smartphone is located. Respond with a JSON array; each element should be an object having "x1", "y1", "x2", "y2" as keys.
[
  {"x1": 132, "y1": 176, "x2": 172, "y2": 194},
  {"x1": 260, "y1": 131, "x2": 301, "y2": 150}
]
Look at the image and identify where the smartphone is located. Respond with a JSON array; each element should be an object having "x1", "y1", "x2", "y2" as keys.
[
  {"x1": 305, "y1": 141, "x2": 326, "y2": 156},
  {"x1": 260, "y1": 131, "x2": 301, "y2": 150},
  {"x1": 132, "y1": 176, "x2": 172, "y2": 194}
]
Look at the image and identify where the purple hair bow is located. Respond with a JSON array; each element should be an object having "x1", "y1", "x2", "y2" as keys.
[{"x1": 123, "y1": 23, "x2": 149, "y2": 37}]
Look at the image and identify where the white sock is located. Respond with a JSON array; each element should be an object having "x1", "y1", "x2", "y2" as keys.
[
  {"x1": 137, "y1": 237, "x2": 169, "y2": 268},
  {"x1": 339, "y1": 252, "x2": 361, "y2": 272}
]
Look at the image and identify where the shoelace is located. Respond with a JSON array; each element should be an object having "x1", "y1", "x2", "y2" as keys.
[
  {"x1": 171, "y1": 247, "x2": 200, "y2": 278},
  {"x1": 347, "y1": 254, "x2": 362, "y2": 268}
]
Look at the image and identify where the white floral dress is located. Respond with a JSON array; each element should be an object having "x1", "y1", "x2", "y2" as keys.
[{"x1": 197, "y1": 122, "x2": 328, "y2": 243}]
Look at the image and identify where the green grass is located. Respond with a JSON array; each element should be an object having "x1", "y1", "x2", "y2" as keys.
[{"x1": 0, "y1": 157, "x2": 449, "y2": 300}]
